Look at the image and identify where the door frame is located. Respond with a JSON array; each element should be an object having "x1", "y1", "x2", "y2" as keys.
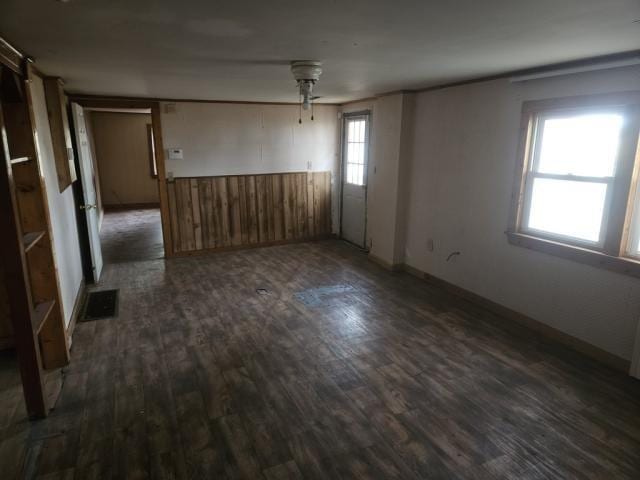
[
  {"x1": 68, "y1": 97, "x2": 174, "y2": 262},
  {"x1": 339, "y1": 110, "x2": 371, "y2": 250}
]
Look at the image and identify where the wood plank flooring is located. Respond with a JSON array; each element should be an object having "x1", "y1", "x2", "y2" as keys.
[
  {"x1": 2, "y1": 240, "x2": 640, "y2": 479},
  {"x1": 100, "y1": 208, "x2": 164, "y2": 264}
]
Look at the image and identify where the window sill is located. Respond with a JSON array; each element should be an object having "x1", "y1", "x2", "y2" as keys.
[{"x1": 506, "y1": 231, "x2": 640, "y2": 279}]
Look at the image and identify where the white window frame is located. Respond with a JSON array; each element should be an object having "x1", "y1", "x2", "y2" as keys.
[
  {"x1": 507, "y1": 92, "x2": 640, "y2": 278},
  {"x1": 518, "y1": 107, "x2": 624, "y2": 250}
]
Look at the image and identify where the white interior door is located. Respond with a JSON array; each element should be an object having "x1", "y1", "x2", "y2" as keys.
[
  {"x1": 341, "y1": 114, "x2": 370, "y2": 248},
  {"x1": 71, "y1": 103, "x2": 103, "y2": 282}
]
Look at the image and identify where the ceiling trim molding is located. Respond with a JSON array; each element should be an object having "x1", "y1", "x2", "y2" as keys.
[
  {"x1": 339, "y1": 49, "x2": 640, "y2": 106},
  {"x1": 340, "y1": 96, "x2": 378, "y2": 107},
  {"x1": 67, "y1": 92, "x2": 341, "y2": 107}
]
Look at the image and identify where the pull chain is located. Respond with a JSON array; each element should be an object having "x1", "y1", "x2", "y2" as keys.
[{"x1": 298, "y1": 92, "x2": 302, "y2": 124}]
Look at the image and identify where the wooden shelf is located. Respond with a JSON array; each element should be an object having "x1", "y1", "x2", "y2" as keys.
[
  {"x1": 10, "y1": 156, "x2": 31, "y2": 165},
  {"x1": 1, "y1": 60, "x2": 70, "y2": 418},
  {"x1": 32, "y1": 299, "x2": 55, "y2": 334},
  {"x1": 22, "y1": 230, "x2": 45, "y2": 253}
]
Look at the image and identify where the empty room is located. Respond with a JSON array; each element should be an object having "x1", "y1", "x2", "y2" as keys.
[{"x1": 0, "y1": 1, "x2": 640, "y2": 479}]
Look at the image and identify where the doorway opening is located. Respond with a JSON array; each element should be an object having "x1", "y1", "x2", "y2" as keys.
[
  {"x1": 68, "y1": 100, "x2": 170, "y2": 283},
  {"x1": 340, "y1": 111, "x2": 371, "y2": 249}
]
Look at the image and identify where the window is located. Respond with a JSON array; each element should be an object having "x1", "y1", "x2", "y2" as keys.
[
  {"x1": 508, "y1": 92, "x2": 640, "y2": 277},
  {"x1": 147, "y1": 124, "x2": 157, "y2": 178},
  {"x1": 344, "y1": 115, "x2": 369, "y2": 186}
]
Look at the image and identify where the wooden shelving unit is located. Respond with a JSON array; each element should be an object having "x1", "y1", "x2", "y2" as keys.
[
  {"x1": 10, "y1": 156, "x2": 31, "y2": 165},
  {"x1": 22, "y1": 231, "x2": 46, "y2": 252},
  {"x1": 0, "y1": 40, "x2": 70, "y2": 418}
]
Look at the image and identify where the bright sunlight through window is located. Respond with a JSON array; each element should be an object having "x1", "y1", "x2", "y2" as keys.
[
  {"x1": 345, "y1": 118, "x2": 367, "y2": 185},
  {"x1": 524, "y1": 113, "x2": 624, "y2": 244}
]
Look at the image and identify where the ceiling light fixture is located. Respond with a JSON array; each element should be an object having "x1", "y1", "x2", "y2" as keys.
[{"x1": 291, "y1": 61, "x2": 322, "y2": 123}]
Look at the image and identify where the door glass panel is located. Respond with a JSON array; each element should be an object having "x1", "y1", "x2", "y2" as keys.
[{"x1": 345, "y1": 118, "x2": 367, "y2": 186}]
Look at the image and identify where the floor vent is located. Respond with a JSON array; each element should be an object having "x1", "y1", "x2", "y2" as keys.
[{"x1": 81, "y1": 289, "x2": 119, "y2": 321}]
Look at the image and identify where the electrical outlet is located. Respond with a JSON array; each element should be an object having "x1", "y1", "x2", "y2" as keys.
[
  {"x1": 427, "y1": 238, "x2": 434, "y2": 252},
  {"x1": 307, "y1": 160, "x2": 312, "y2": 170}
]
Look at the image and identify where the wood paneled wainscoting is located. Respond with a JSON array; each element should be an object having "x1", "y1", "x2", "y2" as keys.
[{"x1": 167, "y1": 171, "x2": 332, "y2": 254}]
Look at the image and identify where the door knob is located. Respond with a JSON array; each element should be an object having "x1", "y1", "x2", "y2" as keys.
[{"x1": 80, "y1": 204, "x2": 97, "y2": 210}]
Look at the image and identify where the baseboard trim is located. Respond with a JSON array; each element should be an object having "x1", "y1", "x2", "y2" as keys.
[
  {"x1": 104, "y1": 202, "x2": 160, "y2": 211},
  {"x1": 66, "y1": 280, "x2": 86, "y2": 348},
  {"x1": 368, "y1": 253, "x2": 403, "y2": 272},
  {"x1": 170, "y1": 235, "x2": 336, "y2": 258},
  {"x1": 397, "y1": 262, "x2": 630, "y2": 373}
]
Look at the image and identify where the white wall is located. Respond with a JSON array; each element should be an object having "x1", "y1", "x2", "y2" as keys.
[
  {"x1": 402, "y1": 65, "x2": 640, "y2": 361},
  {"x1": 366, "y1": 94, "x2": 404, "y2": 264},
  {"x1": 30, "y1": 75, "x2": 84, "y2": 327},
  {"x1": 160, "y1": 101, "x2": 340, "y2": 232}
]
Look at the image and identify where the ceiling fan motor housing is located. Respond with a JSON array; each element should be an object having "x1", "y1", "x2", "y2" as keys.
[
  {"x1": 291, "y1": 61, "x2": 322, "y2": 110},
  {"x1": 291, "y1": 61, "x2": 323, "y2": 82}
]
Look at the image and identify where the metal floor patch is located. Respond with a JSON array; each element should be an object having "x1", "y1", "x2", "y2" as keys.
[
  {"x1": 81, "y1": 289, "x2": 119, "y2": 321},
  {"x1": 294, "y1": 284, "x2": 356, "y2": 308}
]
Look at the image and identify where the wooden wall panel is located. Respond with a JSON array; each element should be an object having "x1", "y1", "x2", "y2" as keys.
[
  {"x1": 272, "y1": 175, "x2": 284, "y2": 242},
  {"x1": 166, "y1": 172, "x2": 331, "y2": 254}
]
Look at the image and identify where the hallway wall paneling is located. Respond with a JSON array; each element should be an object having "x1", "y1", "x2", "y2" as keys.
[{"x1": 167, "y1": 171, "x2": 332, "y2": 254}]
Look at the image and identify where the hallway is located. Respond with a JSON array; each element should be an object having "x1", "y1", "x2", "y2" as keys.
[{"x1": 100, "y1": 208, "x2": 164, "y2": 264}]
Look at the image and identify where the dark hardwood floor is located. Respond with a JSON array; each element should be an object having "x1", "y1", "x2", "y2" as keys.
[
  {"x1": 2, "y1": 240, "x2": 640, "y2": 479},
  {"x1": 100, "y1": 208, "x2": 164, "y2": 264}
]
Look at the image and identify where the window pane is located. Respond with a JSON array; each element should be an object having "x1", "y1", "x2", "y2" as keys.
[
  {"x1": 354, "y1": 143, "x2": 364, "y2": 164},
  {"x1": 344, "y1": 117, "x2": 368, "y2": 186},
  {"x1": 527, "y1": 177, "x2": 607, "y2": 243},
  {"x1": 357, "y1": 120, "x2": 365, "y2": 142},
  {"x1": 347, "y1": 163, "x2": 354, "y2": 184},
  {"x1": 632, "y1": 235, "x2": 640, "y2": 256},
  {"x1": 626, "y1": 187, "x2": 640, "y2": 256},
  {"x1": 536, "y1": 113, "x2": 623, "y2": 177},
  {"x1": 347, "y1": 119, "x2": 365, "y2": 142}
]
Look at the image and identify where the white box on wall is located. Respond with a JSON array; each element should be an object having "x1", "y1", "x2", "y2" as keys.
[{"x1": 167, "y1": 148, "x2": 183, "y2": 160}]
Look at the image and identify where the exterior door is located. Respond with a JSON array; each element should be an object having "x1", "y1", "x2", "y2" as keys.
[
  {"x1": 341, "y1": 113, "x2": 370, "y2": 248},
  {"x1": 71, "y1": 103, "x2": 103, "y2": 281}
]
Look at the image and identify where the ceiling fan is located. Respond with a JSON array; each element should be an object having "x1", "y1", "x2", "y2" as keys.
[{"x1": 291, "y1": 60, "x2": 322, "y2": 123}]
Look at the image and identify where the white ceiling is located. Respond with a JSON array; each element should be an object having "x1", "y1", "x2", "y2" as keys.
[{"x1": 1, "y1": 0, "x2": 639, "y2": 103}]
